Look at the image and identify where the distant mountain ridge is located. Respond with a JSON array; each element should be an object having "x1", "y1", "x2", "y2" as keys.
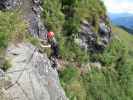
[{"x1": 109, "y1": 13, "x2": 133, "y2": 34}]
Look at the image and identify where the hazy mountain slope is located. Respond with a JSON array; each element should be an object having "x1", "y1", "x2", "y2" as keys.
[{"x1": 109, "y1": 13, "x2": 133, "y2": 33}]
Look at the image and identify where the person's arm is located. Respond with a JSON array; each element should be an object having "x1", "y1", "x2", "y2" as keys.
[{"x1": 40, "y1": 44, "x2": 51, "y2": 48}]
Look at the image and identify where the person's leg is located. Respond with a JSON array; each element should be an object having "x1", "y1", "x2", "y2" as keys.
[
  {"x1": 53, "y1": 45, "x2": 59, "y2": 58},
  {"x1": 50, "y1": 57, "x2": 58, "y2": 69}
]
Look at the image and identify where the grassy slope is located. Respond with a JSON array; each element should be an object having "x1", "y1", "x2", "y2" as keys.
[
  {"x1": 112, "y1": 26, "x2": 133, "y2": 49},
  {"x1": 0, "y1": 0, "x2": 133, "y2": 100},
  {"x1": 112, "y1": 26, "x2": 133, "y2": 61},
  {"x1": 59, "y1": 26, "x2": 133, "y2": 100}
]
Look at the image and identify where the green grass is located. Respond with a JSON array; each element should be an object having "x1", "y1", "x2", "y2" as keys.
[
  {"x1": 42, "y1": 0, "x2": 107, "y2": 36},
  {"x1": 58, "y1": 36, "x2": 90, "y2": 63},
  {"x1": 44, "y1": 1, "x2": 132, "y2": 99},
  {"x1": 0, "y1": 11, "x2": 27, "y2": 48},
  {"x1": 112, "y1": 26, "x2": 133, "y2": 49},
  {"x1": 112, "y1": 26, "x2": 133, "y2": 60},
  {"x1": 0, "y1": 0, "x2": 132, "y2": 100},
  {"x1": 0, "y1": 11, "x2": 27, "y2": 71},
  {"x1": 59, "y1": 26, "x2": 133, "y2": 100},
  {"x1": 59, "y1": 66, "x2": 86, "y2": 100},
  {"x1": 42, "y1": 0, "x2": 64, "y2": 33}
]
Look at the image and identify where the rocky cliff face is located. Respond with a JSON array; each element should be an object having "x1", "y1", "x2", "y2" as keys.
[
  {"x1": 1, "y1": 0, "x2": 111, "y2": 53},
  {"x1": 0, "y1": 43, "x2": 68, "y2": 100},
  {"x1": 1, "y1": 0, "x2": 47, "y2": 41},
  {"x1": 0, "y1": 0, "x2": 68, "y2": 100},
  {"x1": 76, "y1": 19, "x2": 111, "y2": 52},
  {"x1": 0, "y1": 0, "x2": 112, "y2": 100}
]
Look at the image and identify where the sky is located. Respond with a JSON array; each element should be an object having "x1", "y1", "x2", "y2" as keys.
[{"x1": 102, "y1": 0, "x2": 133, "y2": 14}]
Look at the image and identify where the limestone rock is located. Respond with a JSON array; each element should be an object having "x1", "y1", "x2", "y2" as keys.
[{"x1": 0, "y1": 43, "x2": 68, "y2": 100}]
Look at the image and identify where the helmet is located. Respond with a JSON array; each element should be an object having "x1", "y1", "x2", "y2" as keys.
[{"x1": 47, "y1": 31, "x2": 55, "y2": 39}]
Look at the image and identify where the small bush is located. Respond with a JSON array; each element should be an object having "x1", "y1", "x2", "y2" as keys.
[
  {"x1": 1, "y1": 59, "x2": 12, "y2": 71},
  {"x1": 0, "y1": 32, "x2": 8, "y2": 49},
  {"x1": 0, "y1": 11, "x2": 27, "y2": 49},
  {"x1": 82, "y1": 68, "x2": 125, "y2": 100},
  {"x1": 59, "y1": 66, "x2": 79, "y2": 83},
  {"x1": 58, "y1": 37, "x2": 89, "y2": 63},
  {"x1": 59, "y1": 66, "x2": 86, "y2": 100},
  {"x1": 0, "y1": 11, "x2": 27, "y2": 71},
  {"x1": 42, "y1": 0, "x2": 64, "y2": 33},
  {"x1": 90, "y1": 39, "x2": 127, "y2": 67}
]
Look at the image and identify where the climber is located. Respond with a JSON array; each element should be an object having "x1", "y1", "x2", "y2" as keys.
[{"x1": 47, "y1": 31, "x2": 59, "y2": 68}]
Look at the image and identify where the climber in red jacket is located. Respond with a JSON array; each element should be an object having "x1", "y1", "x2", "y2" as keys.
[
  {"x1": 47, "y1": 31, "x2": 59, "y2": 68},
  {"x1": 47, "y1": 32, "x2": 59, "y2": 58}
]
